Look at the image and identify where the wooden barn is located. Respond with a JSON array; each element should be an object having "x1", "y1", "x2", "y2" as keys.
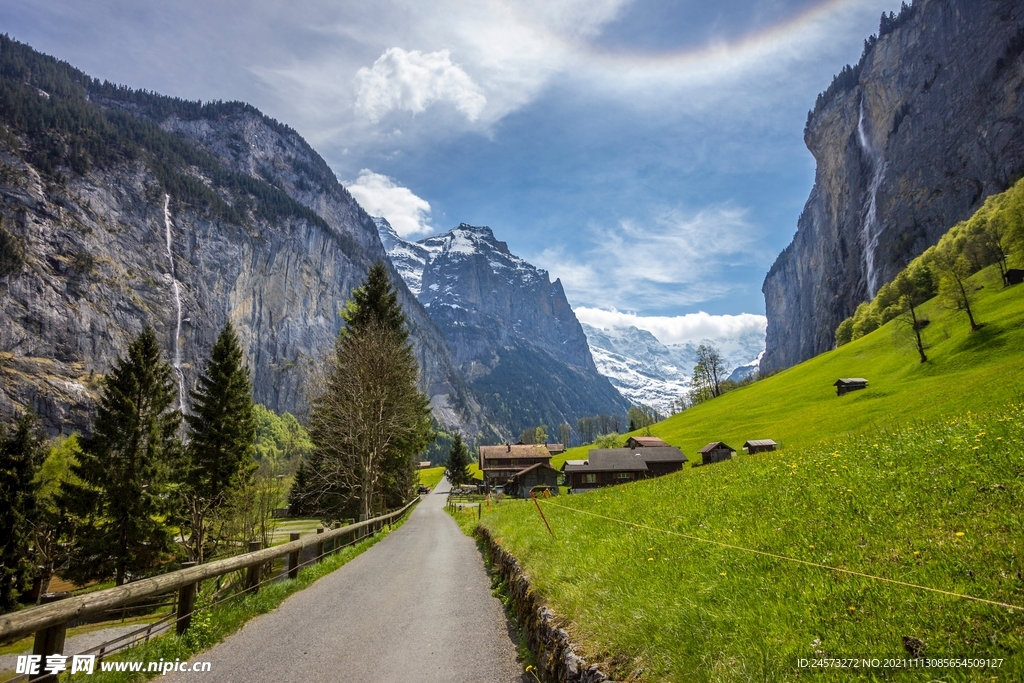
[
  {"x1": 699, "y1": 442, "x2": 735, "y2": 465},
  {"x1": 1005, "y1": 269, "x2": 1024, "y2": 286},
  {"x1": 834, "y1": 378, "x2": 868, "y2": 396},
  {"x1": 626, "y1": 436, "x2": 671, "y2": 449},
  {"x1": 478, "y1": 443, "x2": 552, "y2": 491},
  {"x1": 507, "y1": 463, "x2": 560, "y2": 498},
  {"x1": 743, "y1": 439, "x2": 777, "y2": 454},
  {"x1": 561, "y1": 446, "x2": 687, "y2": 490}
]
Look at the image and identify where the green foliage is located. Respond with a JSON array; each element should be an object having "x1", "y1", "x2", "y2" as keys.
[
  {"x1": 836, "y1": 176, "x2": 1024, "y2": 346},
  {"x1": 420, "y1": 428, "x2": 454, "y2": 466},
  {"x1": 444, "y1": 432, "x2": 473, "y2": 488},
  {"x1": 341, "y1": 261, "x2": 407, "y2": 343},
  {"x1": 0, "y1": 35, "x2": 351, "y2": 251},
  {"x1": 0, "y1": 412, "x2": 45, "y2": 610},
  {"x1": 627, "y1": 405, "x2": 660, "y2": 432},
  {"x1": 180, "y1": 323, "x2": 258, "y2": 563},
  {"x1": 0, "y1": 220, "x2": 25, "y2": 277},
  {"x1": 253, "y1": 404, "x2": 312, "y2": 467},
  {"x1": 478, "y1": 403, "x2": 1024, "y2": 681},
  {"x1": 576, "y1": 415, "x2": 623, "y2": 445},
  {"x1": 60, "y1": 326, "x2": 182, "y2": 585},
  {"x1": 593, "y1": 432, "x2": 623, "y2": 449},
  {"x1": 184, "y1": 323, "x2": 256, "y2": 504}
]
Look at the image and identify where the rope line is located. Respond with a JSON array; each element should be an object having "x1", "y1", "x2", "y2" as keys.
[{"x1": 538, "y1": 499, "x2": 1024, "y2": 612}]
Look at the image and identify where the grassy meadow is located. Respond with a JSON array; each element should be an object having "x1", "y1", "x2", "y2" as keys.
[{"x1": 471, "y1": 266, "x2": 1024, "y2": 681}]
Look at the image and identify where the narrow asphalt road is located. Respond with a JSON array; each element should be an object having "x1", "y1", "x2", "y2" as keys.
[{"x1": 166, "y1": 478, "x2": 527, "y2": 682}]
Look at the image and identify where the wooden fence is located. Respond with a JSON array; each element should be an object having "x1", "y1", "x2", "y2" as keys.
[{"x1": 0, "y1": 499, "x2": 419, "y2": 681}]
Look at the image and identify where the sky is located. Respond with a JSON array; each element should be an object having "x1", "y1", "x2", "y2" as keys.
[{"x1": 0, "y1": 0, "x2": 898, "y2": 343}]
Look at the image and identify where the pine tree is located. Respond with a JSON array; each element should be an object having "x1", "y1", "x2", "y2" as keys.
[
  {"x1": 0, "y1": 412, "x2": 45, "y2": 610},
  {"x1": 181, "y1": 322, "x2": 257, "y2": 562},
  {"x1": 341, "y1": 261, "x2": 407, "y2": 342},
  {"x1": 61, "y1": 326, "x2": 182, "y2": 586},
  {"x1": 444, "y1": 432, "x2": 472, "y2": 489}
]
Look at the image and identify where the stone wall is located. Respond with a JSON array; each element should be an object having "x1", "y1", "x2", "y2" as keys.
[{"x1": 476, "y1": 526, "x2": 611, "y2": 683}]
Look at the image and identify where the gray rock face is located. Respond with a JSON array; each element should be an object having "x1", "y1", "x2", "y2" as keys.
[
  {"x1": 379, "y1": 221, "x2": 629, "y2": 435},
  {"x1": 0, "y1": 95, "x2": 487, "y2": 436},
  {"x1": 762, "y1": 0, "x2": 1024, "y2": 372}
]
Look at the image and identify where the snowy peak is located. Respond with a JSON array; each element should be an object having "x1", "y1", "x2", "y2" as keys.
[
  {"x1": 373, "y1": 217, "x2": 433, "y2": 296},
  {"x1": 581, "y1": 323, "x2": 765, "y2": 411}
]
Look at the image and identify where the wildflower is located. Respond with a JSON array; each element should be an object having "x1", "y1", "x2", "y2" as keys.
[
  {"x1": 648, "y1": 558, "x2": 654, "y2": 562},
  {"x1": 848, "y1": 606, "x2": 856, "y2": 612},
  {"x1": 720, "y1": 572, "x2": 727, "y2": 576},
  {"x1": 913, "y1": 551, "x2": 920, "y2": 557},
  {"x1": 955, "y1": 532, "x2": 965, "y2": 537},
  {"x1": 808, "y1": 545, "x2": 814, "y2": 549}
]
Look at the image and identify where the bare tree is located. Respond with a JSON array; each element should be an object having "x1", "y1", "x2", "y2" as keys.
[
  {"x1": 932, "y1": 247, "x2": 982, "y2": 332},
  {"x1": 305, "y1": 322, "x2": 431, "y2": 522}
]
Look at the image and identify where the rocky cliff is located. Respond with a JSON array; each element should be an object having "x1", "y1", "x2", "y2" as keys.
[
  {"x1": 762, "y1": 0, "x2": 1024, "y2": 372},
  {"x1": 378, "y1": 220, "x2": 629, "y2": 436},
  {"x1": 0, "y1": 36, "x2": 490, "y2": 437}
]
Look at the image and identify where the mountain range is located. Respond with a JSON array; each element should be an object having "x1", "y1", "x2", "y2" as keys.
[{"x1": 377, "y1": 219, "x2": 630, "y2": 436}]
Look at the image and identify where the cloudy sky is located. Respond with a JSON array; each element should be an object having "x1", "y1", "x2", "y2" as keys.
[{"x1": 1, "y1": 0, "x2": 896, "y2": 341}]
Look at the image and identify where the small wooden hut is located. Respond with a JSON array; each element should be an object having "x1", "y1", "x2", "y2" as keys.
[
  {"x1": 743, "y1": 439, "x2": 777, "y2": 454},
  {"x1": 699, "y1": 442, "x2": 735, "y2": 465},
  {"x1": 834, "y1": 378, "x2": 868, "y2": 396}
]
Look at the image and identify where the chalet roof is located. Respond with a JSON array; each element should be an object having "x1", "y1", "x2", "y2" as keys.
[
  {"x1": 699, "y1": 442, "x2": 735, "y2": 454},
  {"x1": 545, "y1": 443, "x2": 566, "y2": 454},
  {"x1": 479, "y1": 444, "x2": 552, "y2": 461},
  {"x1": 626, "y1": 436, "x2": 670, "y2": 448},
  {"x1": 743, "y1": 439, "x2": 777, "y2": 448},
  {"x1": 560, "y1": 459, "x2": 587, "y2": 471},
  {"x1": 834, "y1": 378, "x2": 868, "y2": 385},
  {"x1": 565, "y1": 450, "x2": 649, "y2": 473},
  {"x1": 632, "y1": 446, "x2": 688, "y2": 463},
  {"x1": 509, "y1": 462, "x2": 560, "y2": 480}
]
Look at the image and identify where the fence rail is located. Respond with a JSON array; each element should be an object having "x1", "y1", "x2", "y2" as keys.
[{"x1": 0, "y1": 498, "x2": 419, "y2": 660}]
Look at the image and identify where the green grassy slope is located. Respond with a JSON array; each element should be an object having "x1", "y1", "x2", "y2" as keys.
[
  {"x1": 477, "y1": 268, "x2": 1024, "y2": 682},
  {"x1": 554, "y1": 265, "x2": 1023, "y2": 469}
]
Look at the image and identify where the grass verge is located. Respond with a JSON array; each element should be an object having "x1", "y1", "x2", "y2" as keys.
[{"x1": 479, "y1": 404, "x2": 1024, "y2": 681}]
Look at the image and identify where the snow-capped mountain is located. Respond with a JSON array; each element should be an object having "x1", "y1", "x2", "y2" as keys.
[
  {"x1": 376, "y1": 218, "x2": 629, "y2": 436},
  {"x1": 581, "y1": 323, "x2": 765, "y2": 411}
]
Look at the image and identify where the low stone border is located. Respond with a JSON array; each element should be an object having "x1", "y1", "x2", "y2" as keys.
[{"x1": 476, "y1": 526, "x2": 611, "y2": 683}]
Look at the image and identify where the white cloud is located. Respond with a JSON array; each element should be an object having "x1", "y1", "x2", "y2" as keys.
[
  {"x1": 345, "y1": 169, "x2": 433, "y2": 236},
  {"x1": 354, "y1": 47, "x2": 487, "y2": 122},
  {"x1": 575, "y1": 307, "x2": 766, "y2": 347},
  {"x1": 534, "y1": 203, "x2": 762, "y2": 311}
]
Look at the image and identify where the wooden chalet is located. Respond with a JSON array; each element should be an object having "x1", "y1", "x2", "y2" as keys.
[
  {"x1": 699, "y1": 442, "x2": 735, "y2": 465},
  {"x1": 743, "y1": 439, "x2": 777, "y2": 454},
  {"x1": 625, "y1": 436, "x2": 670, "y2": 449},
  {"x1": 561, "y1": 446, "x2": 687, "y2": 490},
  {"x1": 1004, "y1": 268, "x2": 1024, "y2": 286},
  {"x1": 478, "y1": 443, "x2": 552, "y2": 491},
  {"x1": 834, "y1": 378, "x2": 868, "y2": 396},
  {"x1": 506, "y1": 463, "x2": 560, "y2": 498},
  {"x1": 545, "y1": 443, "x2": 566, "y2": 454}
]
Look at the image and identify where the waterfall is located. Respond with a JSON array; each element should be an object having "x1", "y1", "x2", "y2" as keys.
[
  {"x1": 163, "y1": 194, "x2": 186, "y2": 411},
  {"x1": 857, "y1": 98, "x2": 886, "y2": 299}
]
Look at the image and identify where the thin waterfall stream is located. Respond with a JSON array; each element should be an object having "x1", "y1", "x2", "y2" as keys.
[{"x1": 163, "y1": 194, "x2": 186, "y2": 411}]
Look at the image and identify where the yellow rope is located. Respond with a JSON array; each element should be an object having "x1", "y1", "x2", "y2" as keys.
[{"x1": 540, "y1": 499, "x2": 1023, "y2": 612}]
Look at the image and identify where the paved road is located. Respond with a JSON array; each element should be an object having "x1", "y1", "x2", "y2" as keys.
[{"x1": 167, "y1": 479, "x2": 526, "y2": 682}]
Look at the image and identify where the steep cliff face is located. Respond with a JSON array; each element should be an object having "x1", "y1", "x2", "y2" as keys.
[
  {"x1": 379, "y1": 220, "x2": 629, "y2": 436},
  {"x1": 762, "y1": 0, "x2": 1024, "y2": 372},
  {"x1": 0, "y1": 38, "x2": 489, "y2": 437}
]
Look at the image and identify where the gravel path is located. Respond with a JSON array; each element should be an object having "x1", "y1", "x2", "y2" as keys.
[
  {"x1": 166, "y1": 478, "x2": 527, "y2": 682},
  {"x1": 0, "y1": 624, "x2": 149, "y2": 673}
]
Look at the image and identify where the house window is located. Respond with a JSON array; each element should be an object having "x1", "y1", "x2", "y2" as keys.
[
  {"x1": 616, "y1": 472, "x2": 633, "y2": 480},
  {"x1": 510, "y1": 460, "x2": 518, "y2": 466},
  {"x1": 583, "y1": 474, "x2": 596, "y2": 484}
]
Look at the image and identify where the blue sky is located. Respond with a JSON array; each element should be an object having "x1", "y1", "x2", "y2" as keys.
[{"x1": 0, "y1": 0, "x2": 897, "y2": 342}]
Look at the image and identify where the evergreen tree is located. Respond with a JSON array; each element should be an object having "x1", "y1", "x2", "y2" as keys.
[
  {"x1": 61, "y1": 326, "x2": 182, "y2": 586},
  {"x1": 341, "y1": 261, "x2": 407, "y2": 342},
  {"x1": 181, "y1": 322, "x2": 257, "y2": 562},
  {"x1": 444, "y1": 432, "x2": 472, "y2": 489},
  {"x1": 0, "y1": 412, "x2": 45, "y2": 610}
]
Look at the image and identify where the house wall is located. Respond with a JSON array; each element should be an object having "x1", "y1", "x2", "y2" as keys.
[{"x1": 702, "y1": 448, "x2": 732, "y2": 464}]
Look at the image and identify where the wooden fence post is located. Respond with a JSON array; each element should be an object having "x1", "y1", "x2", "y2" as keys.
[
  {"x1": 246, "y1": 541, "x2": 262, "y2": 592},
  {"x1": 316, "y1": 528, "x2": 325, "y2": 562},
  {"x1": 288, "y1": 533, "x2": 301, "y2": 579},
  {"x1": 175, "y1": 561, "x2": 197, "y2": 635}
]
